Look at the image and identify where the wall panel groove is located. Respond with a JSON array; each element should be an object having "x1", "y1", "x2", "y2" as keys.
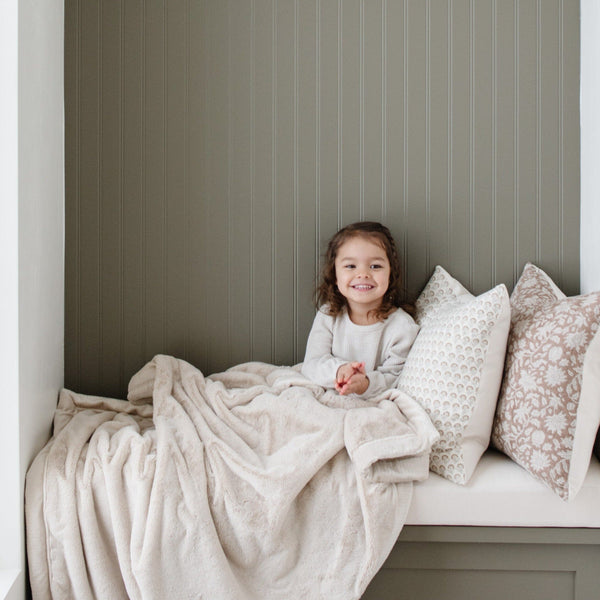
[
  {"x1": 65, "y1": 0, "x2": 580, "y2": 397},
  {"x1": 271, "y1": 0, "x2": 277, "y2": 364},
  {"x1": 249, "y1": 0, "x2": 256, "y2": 360},
  {"x1": 315, "y1": 0, "x2": 320, "y2": 280},
  {"x1": 97, "y1": 0, "x2": 103, "y2": 389},
  {"x1": 402, "y1": 0, "x2": 409, "y2": 285},
  {"x1": 447, "y1": 0, "x2": 453, "y2": 283},
  {"x1": 381, "y1": 0, "x2": 387, "y2": 220},
  {"x1": 294, "y1": 0, "x2": 300, "y2": 358},
  {"x1": 119, "y1": 0, "x2": 125, "y2": 391},
  {"x1": 492, "y1": 0, "x2": 497, "y2": 285},
  {"x1": 359, "y1": 0, "x2": 364, "y2": 220},
  {"x1": 558, "y1": 0, "x2": 564, "y2": 277},
  {"x1": 514, "y1": 0, "x2": 520, "y2": 284},
  {"x1": 425, "y1": 0, "x2": 430, "y2": 274}
]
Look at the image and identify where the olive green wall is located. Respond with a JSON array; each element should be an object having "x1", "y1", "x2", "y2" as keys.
[{"x1": 65, "y1": 0, "x2": 580, "y2": 398}]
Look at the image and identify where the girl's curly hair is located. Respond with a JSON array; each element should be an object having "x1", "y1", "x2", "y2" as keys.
[{"x1": 315, "y1": 221, "x2": 413, "y2": 321}]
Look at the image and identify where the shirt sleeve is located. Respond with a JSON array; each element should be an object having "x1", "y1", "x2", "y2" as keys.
[
  {"x1": 301, "y1": 310, "x2": 346, "y2": 389},
  {"x1": 364, "y1": 315, "x2": 420, "y2": 397}
]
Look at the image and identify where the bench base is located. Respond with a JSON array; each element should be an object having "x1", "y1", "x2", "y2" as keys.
[{"x1": 363, "y1": 526, "x2": 600, "y2": 600}]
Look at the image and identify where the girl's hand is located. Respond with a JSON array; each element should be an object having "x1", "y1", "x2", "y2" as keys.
[
  {"x1": 338, "y1": 372, "x2": 369, "y2": 395},
  {"x1": 336, "y1": 362, "x2": 368, "y2": 395}
]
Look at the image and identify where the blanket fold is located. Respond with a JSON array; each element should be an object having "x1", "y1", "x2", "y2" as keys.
[{"x1": 26, "y1": 355, "x2": 438, "y2": 600}]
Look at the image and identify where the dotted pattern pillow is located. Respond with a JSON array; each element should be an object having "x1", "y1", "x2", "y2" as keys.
[
  {"x1": 492, "y1": 263, "x2": 600, "y2": 500},
  {"x1": 397, "y1": 266, "x2": 511, "y2": 484}
]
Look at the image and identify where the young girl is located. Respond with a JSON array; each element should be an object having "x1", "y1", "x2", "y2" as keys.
[{"x1": 301, "y1": 221, "x2": 419, "y2": 398}]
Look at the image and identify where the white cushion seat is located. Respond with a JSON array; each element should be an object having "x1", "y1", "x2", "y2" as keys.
[{"x1": 406, "y1": 449, "x2": 600, "y2": 528}]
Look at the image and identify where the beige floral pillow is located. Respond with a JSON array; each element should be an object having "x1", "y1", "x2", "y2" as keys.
[
  {"x1": 492, "y1": 263, "x2": 600, "y2": 500},
  {"x1": 397, "y1": 266, "x2": 511, "y2": 485}
]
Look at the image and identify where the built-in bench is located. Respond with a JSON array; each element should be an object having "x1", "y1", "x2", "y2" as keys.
[{"x1": 363, "y1": 451, "x2": 600, "y2": 600}]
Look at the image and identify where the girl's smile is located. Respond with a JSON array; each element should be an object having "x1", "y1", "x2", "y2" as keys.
[
  {"x1": 334, "y1": 236, "x2": 391, "y2": 323},
  {"x1": 351, "y1": 284, "x2": 375, "y2": 291}
]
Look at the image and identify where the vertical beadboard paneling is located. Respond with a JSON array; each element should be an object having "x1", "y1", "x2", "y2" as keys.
[
  {"x1": 188, "y1": 0, "x2": 209, "y2": 369},
  {"x1": 143, "y1": 0, "x2": 167, "y2": 364},
  {"x1": 77, "y1": 0, "x2": 102, "y2": 394},
  {"x1": 362, "y1": 0, "x2": 384, "y2": 221},
  {"x1": 251, "y1": 0, "x2": 275, "y2": 363},
  {"x1": 295, "y1": 0, "x2": 318, "y2": 359},
  {"x1": 471, "y1": 0, "x2": 495, "y2": 293},
  {"x1": 561, "y1": 0, "x2": 581, "y2": 296},
  {"x1": 405, "y1": 0, "x2": 428, "y2": 297},
  {"x1": 538, "y1": 2, "x2": 562, "y2": 279},
  {"x1": 427, "y1": 0, "x2": 450, "y2": 284},
  {"x1": 516, "y1": 1, "x2": 538, "y2": 272},
  {"x1": 340, "y1": 0, "x2": 362, "y2": 226},
  {"x1": 384, "y1": 0, "x2": 407, "y2": 292},
  {"x1": 494, "y1": 0, "x2": 517, "y2": 291},
  {"x1": 165, "y1": 0, "x2": 189, "y2": 359},
  {"x1": 64, "y1": 0, "x2": 80, "y2": 392},
  {"x1": 317, "y1": 0, "x2": 339, "y2": 242},
  {"x1": 64, "y1": 0, "x2": 78, "y2": 389},
  {"x1": 100, "y1": 1, "x2": 124, "y2": 396},
  {"x1": 121, "y1": 0, "x2": 146, "y2": 388},
  {"x1": 65, "y1": 0, "x2": 581, "y2": 397},
  {"x1": 448, "y1": 0, "x2": 472, "y2": 290},
  {"x1": 206, "y1": 0, "x2": 231, "y2": 372},
  {"x1": 274, "y1": 0, "x2": 296, "y2": 364},
  {"x1": 228, "y1": 0, "x2": 253, "y2": 365}
]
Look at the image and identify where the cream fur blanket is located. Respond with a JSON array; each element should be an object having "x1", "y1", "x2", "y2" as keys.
[{"x1": 26, "y1": 355, "x2": 438, "y2": 600}]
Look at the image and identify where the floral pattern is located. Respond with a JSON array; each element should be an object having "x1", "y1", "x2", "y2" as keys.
[{"x1": 492, "y1": 263, "x2": 600, "y2": 500}]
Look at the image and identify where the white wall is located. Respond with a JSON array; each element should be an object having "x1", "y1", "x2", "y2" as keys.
[
  {"x1": 0, "y1": 2, "x2": 64, "y2": 599},
  {"x1": 581, "y1": 0, "x2": 600, "y2": 294},
  {"x1": 0, "y1": 0, "x2": 22, "y2": 595}
]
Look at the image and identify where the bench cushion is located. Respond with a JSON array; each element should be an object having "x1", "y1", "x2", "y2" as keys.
[{"x1": 406, "y1": 449, "x2": 600, "y2": 527}]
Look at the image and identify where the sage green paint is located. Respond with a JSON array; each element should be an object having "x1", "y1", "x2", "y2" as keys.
[
  {"x1": 65, "y1": 0, "x2": 580, "y2": 397},
  {"x1": 363, "y1": 526, "x2": 600, "y2": 600}
]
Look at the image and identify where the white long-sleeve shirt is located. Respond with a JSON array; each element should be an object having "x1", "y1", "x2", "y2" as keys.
[{"x1": 301, "y1": 306, "x2": 420, "y2": 397}]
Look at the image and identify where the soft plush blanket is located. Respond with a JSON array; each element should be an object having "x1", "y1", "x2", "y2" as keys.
[{"x1": 26, "y1": 355, "x2": 438, "y2": 600}]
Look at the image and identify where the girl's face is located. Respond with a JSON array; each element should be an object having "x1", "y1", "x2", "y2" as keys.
[{"x1": 334, "y1": 235, "x2": 391, "y2": 318}]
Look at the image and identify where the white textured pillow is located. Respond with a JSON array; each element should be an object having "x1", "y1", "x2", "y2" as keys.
[{"x1": 397, "y1": 266, "x2": 511, "y2": 484}]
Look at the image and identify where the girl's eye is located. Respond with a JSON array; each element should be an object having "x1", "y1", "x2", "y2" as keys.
[
  {"x1": 370, "y1": 264, "x2": 383, "y2": 269},
  {"x1": 345, "y1": 264, "x2": 355, "y2": 269}
]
